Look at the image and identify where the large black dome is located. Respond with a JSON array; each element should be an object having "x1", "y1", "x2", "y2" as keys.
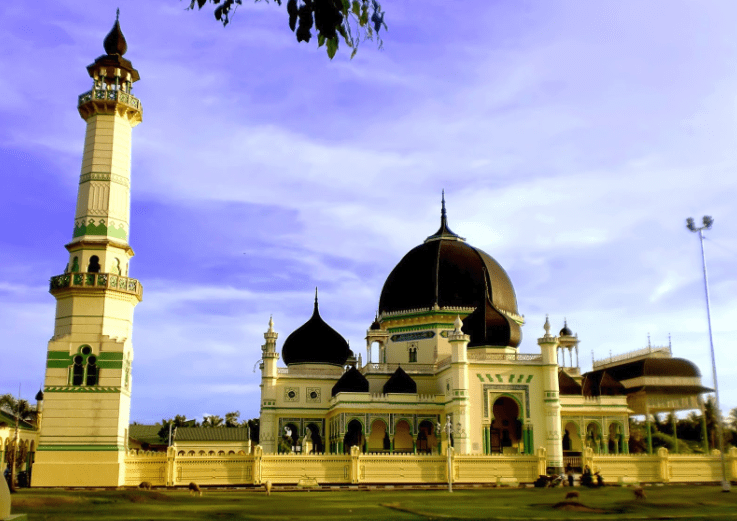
[
  {"x1": 281, "y1": 293, "x2": 351, "y2": 366},
  {"x1": 378, "y1": 198, "x2": 521, "y2": 347}
]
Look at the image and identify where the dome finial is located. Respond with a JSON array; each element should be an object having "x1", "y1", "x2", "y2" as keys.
[
  {"x1": 116, "y1": 7, "x2": 120, "y2": 21},
  {"x1": 313, "y1": 287, "x2": 319, "y2": 315},
  {"x1": 425, "y1": 191, "x2": 464, "y2": 242}
]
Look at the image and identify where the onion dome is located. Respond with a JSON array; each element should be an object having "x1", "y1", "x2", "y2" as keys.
[
  {"x1": 559, "y1": 320, "x2": 573, "y2": 337},
  {"x1": 378, "y1": 194, "x2": 521, "y2": 348},
  {"x1": 332, "y1": 367, "x2": 369, "y2": 396},
  {"x1": 35, "y1": 389, "x2": 44, "y2": 402},
  {"x1": 281, "y1": 290, "x2": 351, "y2": 366},
  {"x1": 370, "y1": 313, "x2": 381, "y2": 330},
  {"x1": 104, "y1": 9, "x2": 128, "y2": 56},
  {"x1": 382, "y1": 366, "x2": 417, "y2": 394}
]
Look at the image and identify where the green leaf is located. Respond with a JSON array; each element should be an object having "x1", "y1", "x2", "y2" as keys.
[
  {"x1": 351, "y1": 48, "x2": 358, "y2": 59},
  {"x1": 318, "y1": 34, "x2": 326, "y2": 47},
  {"x1": 341, "y1": 0, "x2": 351, "y2": 13},
  {"x1": 352, "y1": 1, "x2": 360, "y2": 15},
  {"x1": 327, "y1": 37, "x2": 338, "y2": 59}
]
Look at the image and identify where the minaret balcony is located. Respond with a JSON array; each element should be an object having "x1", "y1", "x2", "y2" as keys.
[
  {"x1": 49, "y1": 272, "x2": 143, "y2": 300},
  {"x1": 78, "y1": 88, "x2": 141, "y2": 110}
]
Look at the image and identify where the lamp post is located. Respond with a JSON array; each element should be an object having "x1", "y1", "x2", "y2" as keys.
[{"x1": 686, "y1": 216, "x2": 730, "y2": 492}]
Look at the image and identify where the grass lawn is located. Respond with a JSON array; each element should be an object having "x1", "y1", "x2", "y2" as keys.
[{"x1": 10, "y1": 485, "x2": 737, "y2": 521}]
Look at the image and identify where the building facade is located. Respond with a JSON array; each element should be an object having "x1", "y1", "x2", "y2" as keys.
[{"x1": 22, "y1": 17, "x2": 727, "y2": 488}]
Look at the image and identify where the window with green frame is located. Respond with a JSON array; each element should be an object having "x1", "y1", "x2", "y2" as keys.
[{"x1": 70, "y1": 345, "x2": 99, "y2": 386}]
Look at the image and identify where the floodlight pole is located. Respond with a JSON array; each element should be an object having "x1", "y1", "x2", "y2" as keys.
[{"x1": 686, "y1": 216, "x2": 730, "y2": 492}]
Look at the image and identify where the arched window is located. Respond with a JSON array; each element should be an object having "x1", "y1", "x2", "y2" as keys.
[
  {"x1": 70, "y1": 345, "x2": 99, "y2": 386},
  {"x1": 87, "y1": 255, "x2": 101, "y2": 273}
]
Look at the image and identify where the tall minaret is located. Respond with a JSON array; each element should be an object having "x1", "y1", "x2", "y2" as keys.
[{"x1": 32, "y1": 13, "x2": 143, "y2": 488}]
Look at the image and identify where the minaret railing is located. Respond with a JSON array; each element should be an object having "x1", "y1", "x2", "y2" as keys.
[{"x1": 50, "y1": 271, "x2": 143, "y2": 298}]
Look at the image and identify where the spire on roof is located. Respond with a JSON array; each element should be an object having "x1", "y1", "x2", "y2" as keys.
[{"x1": 425, "y1": 191, "x2": 465, "y2": 242}]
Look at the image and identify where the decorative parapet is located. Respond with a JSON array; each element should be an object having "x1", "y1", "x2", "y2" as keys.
[
  {"x1": 467, "y1": 352, "x2": 542, "y2": 363},
  {"x1": 78, "y1": 88, "x2": 141, "y2": 110},
  {"x1": 361, "y1": 362, "x2": 437, "y2": 375},
  {"x1": 593, "y1": 345, "x2": 671, "y2": 369},
  {"x1": 379, "y1": 306, "x2": 475, "y2": 320},
  {"x1": 49, "y1": 272, "x2": 142, "y2": 299}
]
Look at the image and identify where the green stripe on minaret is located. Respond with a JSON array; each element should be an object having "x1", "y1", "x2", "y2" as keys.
[{"x1": 73, "y1": 222, "x2": 127, "y2": 240}]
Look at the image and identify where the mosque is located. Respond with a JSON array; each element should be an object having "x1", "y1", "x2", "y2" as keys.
[{"x1": 11, "y1": 17, "x2": 723, "y2": 488}]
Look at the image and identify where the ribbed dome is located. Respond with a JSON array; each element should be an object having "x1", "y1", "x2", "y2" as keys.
[
  {"x1": 383, "y1": 366, "x2": 417, "y2": 394},
  {"x1": 103, "y1": 12, "x2": 128, "y2": 56},
  {"x1": 378, "y1": 197, "x2": 521, "y2": 348},
  {"x1": 332, "y1": 367, "x2": 370, "y2": 396},
  {"x1": 281, "y1": 292, "x2": 351, "y2": 366}
]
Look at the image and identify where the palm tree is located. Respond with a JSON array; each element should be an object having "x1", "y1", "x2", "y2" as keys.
[
  {"x1": 225, "y1": 411, "x2": 240, "y2": 428},
  {"x1": 202, "y1": 415, "x2": 223, "y2": 427}
]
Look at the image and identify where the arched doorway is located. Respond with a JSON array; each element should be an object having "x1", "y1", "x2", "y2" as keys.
[
  {"x1": 280, "y1": 422, "x2": 299, "y2": 453},
  {"x1": 393, "y1": 420, "x2": 413, "y2": 453},
  {"x1": 586, "y1": 422, "x2": 602, "y2": 454},
  {"x1": 343, "y1": 419, "x2": 364, "y2": 453},
  {"x1": 305, "y1": 423, "x2": 323, "y2": 454},
  {"x1": 416, "y1": 420, "x2": 437, "y2": 454},
  {"x1": 367, "y1": 419, "x2": 388, "y2": 452},
  {"x1": 608, "y1": 422, "x2": 622, "y2": 454},
  {"x1": 491, "y1": 396, "x2": 522, "y2": 454}
]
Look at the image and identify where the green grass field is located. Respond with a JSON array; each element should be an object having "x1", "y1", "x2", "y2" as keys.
[{"x1": 10, "y1": 485, "x2": 737, "y2": 521}]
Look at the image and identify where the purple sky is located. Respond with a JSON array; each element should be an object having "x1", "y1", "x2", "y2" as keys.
[{"x1": 1, "y1": 1, "x2": 736, "y2": 424}]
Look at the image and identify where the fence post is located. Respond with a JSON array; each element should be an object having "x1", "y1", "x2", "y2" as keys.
[
  {"x1": 728, "y1": 447, "x2": 737, "y2": 482},
  {"x1": 536, "y1": 447, "x2": 547, "y2": 477},
  {"x1": 584, "y1": 446, "x2": 594, "y2": 472},
  {"x1": 253, "y1": 445, "x2": 263, "y2": 485},
  {"x1": 350, "y1": 445, "x2": 361, "y2": 484},
  {"x1": 657, "y1": 447, "x2": 670, "y2": 483},
  {"x1": 166, "y1": 446, "x2": 175, "y2": 487}
]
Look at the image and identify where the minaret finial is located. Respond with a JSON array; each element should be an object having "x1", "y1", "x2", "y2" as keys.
[
  {"x1": 313, "y1": 287, "x2": 319, "y2": 313},
  {"x1": 441, "y1": 190, "x2": 447, "y2": 226},
  {"x1": 116, "y1": 7, "x2": 120, "y2": 21}
]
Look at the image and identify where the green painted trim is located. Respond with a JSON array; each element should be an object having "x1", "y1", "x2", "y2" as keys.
[
  {"x1": 99, "y1": 352, "x2": 125, "y2": 361},
  {"x1": 47, "y1": 352, "x2": 71, "y2": 360},
  {"x1": 47, "y1": 360, "x2": 71, "y2": 369},
  {"x1": 526, "y1": 375, "x2": 534, "y2": 383},
  {"x1": 37, "y1": 445, "x2": 123, "y2": 452},
  {"x1": 73, "y1": 221, "x2": 128, "y2": 240},
  {"x1": 97, "y1": 361, "x2": 123, "y2": 369},
  {"x1": 385, "y1": 309, "x2": 473, "y2": 321},
  {"x1": 44, "y1": 386, "x2": 121, "y2": 393},
  {"x1": 559, "y1": 404, "x2": 628, "y2": 409},
  {"x1": 387, "y1": 323, "x2": 456, "y2": 334},
  {"x1": 543, "y1": 399, "x2": 559, "y2": 403}
]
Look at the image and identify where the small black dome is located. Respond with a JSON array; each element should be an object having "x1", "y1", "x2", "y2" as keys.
[
  {"x1": 383, "y1": 366, "x2": 417, "y2": 394},
  {"x1": 370, "y1": 313, "x2": 381, "y2": 330},
  {"x1": 332, "y1": 367, "x2": 370, "y2": 396},
  {"x1": 35, "y1": 389, "x2": 44, "y2": 401},
  {"x1": 281, "y1": 293, "x2": 351, "y2": 366},
  {"x1": 560, "y1": 321, "x2": 573, "y2": 336},
  {"x1": 103, "y1": 12, "x2": 128, "y2": 56}
]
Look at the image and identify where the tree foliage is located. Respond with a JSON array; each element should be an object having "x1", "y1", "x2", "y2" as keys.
[
  {"x1": 0, "y1": 394, "x2": 36, "y2": 423},
  {"x1": 185, "y1": 0, "x2": 387, "y2": 59}
]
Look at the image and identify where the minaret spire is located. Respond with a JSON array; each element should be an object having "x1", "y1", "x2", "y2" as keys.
[{"x1": 313, "y1": 287, "x2": 320, "y2": 315}]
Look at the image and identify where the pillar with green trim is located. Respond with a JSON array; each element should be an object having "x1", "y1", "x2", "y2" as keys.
[{"x1": 32, "y1": 13, "x2": 143, "y2": 488}]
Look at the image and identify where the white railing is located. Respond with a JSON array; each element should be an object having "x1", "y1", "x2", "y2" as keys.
[{"x1": 593, "y1": 345, "x2": 671, "y2": 369}]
